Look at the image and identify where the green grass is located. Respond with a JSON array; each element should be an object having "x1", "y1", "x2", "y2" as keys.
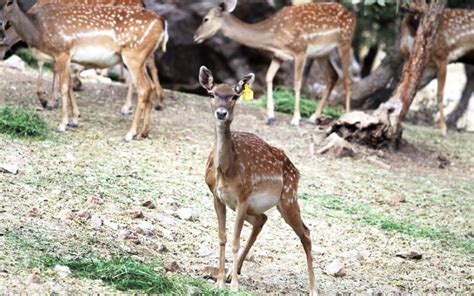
[
  {"x1": 304, "y1": 193, "x2": 474, "y2": 252},
  {"x1": 257, "y1": 86, "x2": 343, "y2": 118},
  {"x1": 15, "y1": 48, "x2": 53, "y2": 71},
  {"x1": 0, "y1": 105, "x2": 50, "y2": 139}
]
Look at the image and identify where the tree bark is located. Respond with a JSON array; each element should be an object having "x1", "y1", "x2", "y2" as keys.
[
  {"x1": 446, "y1": 64, "x2": 474, "y2": 128},
  {"x1": 327, "y1": 0, "x2": 447, "y2": 149}
]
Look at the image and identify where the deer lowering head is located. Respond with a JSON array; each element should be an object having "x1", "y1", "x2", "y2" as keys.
[
  {"x1": 200, "y1": 66, "x2": 317, "y2": 294},
  {"x1": 195, "y1": 1, "x2": 355, "y2": 127}
]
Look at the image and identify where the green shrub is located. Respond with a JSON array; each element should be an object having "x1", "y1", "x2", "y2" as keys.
[
  {"x1": 15, "y1": 48, "x2": 53, "y2": 71},
  {"x1": 258, "y1": 86, "x2": 343, "y2": 118},
  {"x1": 0, "y1": 105, "x2": 49, "y2": 139}
]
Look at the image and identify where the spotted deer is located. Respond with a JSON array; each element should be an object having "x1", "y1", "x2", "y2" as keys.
[
  {"x1": 400, "y1": 5, "x2": 474, "y2": 135},
  {"x1": 194, "y1": 0, "x2": 356, "y2": 126},
  {"x1": 0, "y1": 0, "x2": 165, "y2": 113},
  {"x1": 0, "y1": 0, "x2": 168, "y2": 141},
  {"x1": 200, "y1": 66, "x2": 317, "y2": 294}
]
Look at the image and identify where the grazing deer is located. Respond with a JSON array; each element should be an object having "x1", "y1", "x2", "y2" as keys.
[
  {"x1": 194, "y1": 0, "x2": 355, "y2": 126},
  {"x1": 200, "y1": 66, "x2": 317, "y2": 294},
  {"x1": 400, "y1": 6, "x2": 474, "y2": 135},
  {"x1": 0, "y1": 0, "x2": 165, "y2": 113},
  {"x1": 0, "y1": 0, "x2": 168, "y2": 141}
]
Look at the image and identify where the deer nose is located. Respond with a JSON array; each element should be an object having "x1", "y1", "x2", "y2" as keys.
[{"x1": 215, "y1": 109, "x2": 228, "y2": 120}]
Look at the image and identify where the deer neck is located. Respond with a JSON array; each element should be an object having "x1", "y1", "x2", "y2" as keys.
[
  {"x1": 9, "y1": 1, "x2": 41, "y2": 47},
  {"x1": 221, "y1": 14, "x2": 274, "y2": 49},
  {"x1": 214, "y1": 121, "x2": 234, "y2": 175}
]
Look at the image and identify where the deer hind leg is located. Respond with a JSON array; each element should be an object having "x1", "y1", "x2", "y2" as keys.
[
  {"x1": 308, "y1": 57, "x2": 338, "y2": 124},
  {"x1": 67, "y1": 76, "x2": 79, "y2": 128},
  {"x1": 213, "y1": 195, "x2": 227, "y2": 288},
  {"x1": 121, "y1": 78, "x2": 134, "y2": 116},
  {"x1": 436, "y1": 59, "x2": 448, "y2": 136},
  {"x1": 225, "y1": 214, "x2": 267, "y2": 282},
  {"x1": 277, "y1": 198, "x2": 316, "y2": 295},
  {"x1": 339, "y1": 43, "x2": 352, "y2": 113},
  {"x1": 291, "y1": 54, "x2": 306, "y2": 126},
  {"x1": 146, "y1": 57, "x2": 164, "y2": 111},
  {"x1": 47, "y1": 63, "x2": 59, "y2": 110},
  {"x1": 123, "y1": 53, "x2": 151, "y2": 142},
  {"x1": 55, "y1": 55, "x2": 72, "y2": 133},
  {"x1": 230, "y1": 200, "x2": 249, "y2": 291},
  {"x1": 139, "y1": 70, "x2": 154, "y2": 139},
  {"x1": 265, "y1": 58, "x2": 282, "y2": 125}
]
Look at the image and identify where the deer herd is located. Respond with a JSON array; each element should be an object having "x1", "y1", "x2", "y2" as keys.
[{"x1": 0, "y1": 0, "x2": 472, "y2": 294}]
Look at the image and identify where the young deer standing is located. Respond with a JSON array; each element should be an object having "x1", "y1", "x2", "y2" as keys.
[
  {"x1": 194, "y1": 0, "x2": 355, "y2": 126},
  {"x1": 0, "y1": 0, "x2": 165, "y2": 113},
  {"x1": 200, "y1": 66, "x2": 317, "y2": 294},
  {"x1": 400, "y1": 6, "x2": 474, "y2": 135},
  {"x1": 0, "y1": 0, "x2": 168, "y2": 141}
]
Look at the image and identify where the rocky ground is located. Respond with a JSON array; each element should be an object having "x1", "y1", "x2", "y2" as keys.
[{"x1": 0, "y1": 65, "x2": 472, "y2": 294}]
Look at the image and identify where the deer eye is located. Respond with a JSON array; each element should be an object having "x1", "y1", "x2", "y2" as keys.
[
  {"x1": 203, "y1": 17, "x2": 209, "y2": 23},
  {"x1": 208, "y1": 92, "x2": 214, "y2": 98}
]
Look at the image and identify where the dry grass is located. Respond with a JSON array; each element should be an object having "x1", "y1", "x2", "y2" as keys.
[{"x1": 0, "y1": 65, "x2": 472, "y2": 294}]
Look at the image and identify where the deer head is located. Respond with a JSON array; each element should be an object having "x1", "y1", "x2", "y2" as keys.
[
  {"x1": 193, "y1": 0, "x2": 237, "y2": 43},
  {"x1": 199, "y1": 66, "x2": 254, "y2": 123}
]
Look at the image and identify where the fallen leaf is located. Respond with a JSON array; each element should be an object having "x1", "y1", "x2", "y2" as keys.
[{"x1": 396, "y1": 251, "x2": 422, "y2": 260}]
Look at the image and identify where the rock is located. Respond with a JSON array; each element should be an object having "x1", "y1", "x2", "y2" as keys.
[
  {"x1": 317, "y1": 133, "x2": 355, "y2": 158},
  {"x1": 141, "y1": 200, "x2": 156, "y2": 209},
  {"x1": 54, "y1": 265, "x2": 71, "y2": 278},
  {"x1": 162, "y1": 229, "x2": 175, "y2": 241},
  {"x1": 29, "y1": 208, "x2": 42, "y2": 217},
  {"x1": 0, "y1": 163, "x2": 19, "y2": 174},
  {"x1": 2, "y1": 55, "x2": 26, "y2": 71},
  {"x1": 56, "y1": 209, "x2": 75, "y2": 221},
  {"x1": 26, "y1": 273, "x2": 42, "y2": 285},
  {"x1": 395, "y1": 251, "x2": 422, "y2": 260},
  {"x1": 437, "y1": 154, "x2": 450, "y2": 169},
  {"x1": 136, "y1": 221, "x2": 155, "y2": 236},
  {"x1": 121, "y1": 211, "x2": 144, "y2": 219},
  {"x1": 87, "y1": 195, "x2": 104, "y2": 205},
  {"x1": 152, "y1": 213, "x2": 177, "y2": 224},
  {"x1": 77, "y1": 210, "x2": 92, "y2": 220},
  {"x1": 164, "y1": 260, "x2": 180, "y2": 273},
  {"x1": 386, "y1": 191, "x2": 406, "y2": 206},
  {"x1": 324, "y1": 260, "x2": 346, "y2": 277},
  {"x1": 158, "y1": 244, "x2": 169, "y2": 253},
  {"x1": 177, "y1": 208, "x2": 199, "y2": 221}
]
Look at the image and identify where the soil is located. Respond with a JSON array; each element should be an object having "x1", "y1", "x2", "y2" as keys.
[{"x1": 0, "y1": 65, "x2": 473, "y2": 294}]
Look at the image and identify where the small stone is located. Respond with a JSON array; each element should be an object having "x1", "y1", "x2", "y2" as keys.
[
  {"x1": 26, "y1": 273, "x2": 42, "y2": 284},
  {"x1": 136, "y1": 221, "x2": 155, "y2": 236},
  {"x1": 158, "y1": 244, "x2": 169, "y2": 253},
  {"x1": 56, "y1": 209, "x2": 75, "y2": 221},
  {"x1": 386, "y1": 191, "x2": 406, "y2": 206},
  {"x1": 177, "y1": 208, "x2": 198, "y2": 221},
  {"x1": 141, "y1": 200, "x2": 156, "y2": 209},
  {"x1": 152, "y1": 214, "x2": 176, "y2": 224},
  {"x1": 164, "y1": 260, "x2": 179, "y2": 272},
  {"x1": 325, "y1": 260, "x2": 346, "y2": 277},
  {"x1": 54, "y1": 265, "x2": 71, "y2": 278},
  {"x1": 3, "y1": 55, "x2": 26, "y2": 71},
  {"x1": 87, "y1": 196, "x2": 104, "y2": 205},
  {"x1": 395, "y1": 251, "x2": 422, "y2": 260},
  {"x1": 121, "y1": 211, "x2": 144, "y2": 219},
  {"x1": 77, "y1": 210, "x2": 92, "y2": 220},
  {"x1": 343, "y1": 250, "x2": 363, "y2": 261},
  {"x1": 89, "y1": 215, "x2": 103, "y2": 229},
  {"x1": 29, "y1": 208, "x2": 42, "y2": 217},
  {"x1": 162, "y1": 229, "x2": 175, "y2": 241}
]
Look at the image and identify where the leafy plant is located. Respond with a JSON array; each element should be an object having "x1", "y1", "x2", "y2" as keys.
[
  {"x1": 257, "y1": 86, "x2": 343, "y2": 119},
  {"x1": 0, "y1": 105, "x2": 49, "y2": 139},
  {"x1": 15, "y1": 48, "x2": 53, "y2": 71}
]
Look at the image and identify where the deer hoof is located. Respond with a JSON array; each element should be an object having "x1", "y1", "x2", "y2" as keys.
[
  {"x1": 154, "y1": 104, "x2": 164, "y2": 111},
  {"x1": 290, "y1": 118, "x2": 300, "y2": 127},
  {"x1": 123, "y1": 132, "x2": 136, "y2": 143},
  {"x1": 121, "y1": 106, "x2": 132, "y2": 116},
  {"x1": 68, "y1": 121, "x2": 78, "y2": 128},
  {"x1": 56, "y1": 126, "x2": 66, "y2": 133},
  {"x1": 46, "y1": 102, "x2": 58, "y2": 110},
  {"x1": 40, "y1": 100, "x2": 48, "y2": 109},
  {"x1": 266, "y1": 117, "x2": 274, "y2": 125}
]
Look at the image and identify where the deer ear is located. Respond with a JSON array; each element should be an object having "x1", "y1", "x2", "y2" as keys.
[
  {"x1": 199, "y1": 66, "x2": 214, "y2": 91},
  {"x1": 219, "y1": 0, "x2": 237, "y2": 13},
  {"x1": 235, "y1": 73, "x2": 255, "y2": 94}
]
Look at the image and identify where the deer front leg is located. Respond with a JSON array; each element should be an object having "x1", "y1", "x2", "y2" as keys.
[
  {"x1": 230, "y1": 200, "x2": 248, "y2": 291},
  {"x1": 213, "y1": 195, "x2": 227, "y2": 288},
  {"x1": 68, "y1": 76, "x2": 79, "y2": 128},
  {"x1": 291, "y1": 54, "x2": 306, "y2": 126},
  {"x1": 47, "y1": 63, "x2": 59, "y2": 110},
  {"x1": 339, "y1": 43, "x2": 352, "y2": 113},
  {"x1": 436, "y1": 59, "x2": 448, "y2": 136},
  {"x1": 265, "y1": 58, "x2": 281, "y2": 125},
  {"x1": 121, "y1": 80, "x2": 134, "y2": 115},
  {"x1": 146, "y1": 57, "x2": 164, "y2": 111},
  {"x1": 309, "y1": 57, "x2": 338, "y2": 124},
  {"x1": 55, "y1": 56, "x2": 71, "y2": 133}
]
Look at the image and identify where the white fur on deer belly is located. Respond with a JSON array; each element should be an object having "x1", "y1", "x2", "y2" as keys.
[
  {"x1": 217, "y1": 186, "x2": 238, "y2": 211},
  {"x1": 247, "y1": 187, "x2": 281, "y2": 214},
  {"x1": 72, "y1": 47, "x2": 121, "y2": 68},
  {"x1": 448, "y1": 47, "x2": 468, "y2": 62},
  {"x1": 306, "y1": 43, "x2": 338, "y2": 58}
]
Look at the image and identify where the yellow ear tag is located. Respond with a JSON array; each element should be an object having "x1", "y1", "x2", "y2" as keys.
[{"x1": 242, "y1": 83, "x2": 254, "y2": 101}]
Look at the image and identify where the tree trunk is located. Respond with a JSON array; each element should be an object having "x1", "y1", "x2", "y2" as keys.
[
  {"x1": 446, "y1": 64, "x2": 474, "y2": 128},
  {"x1": 326, "y1": 0, "x2": 447, "y2": 149}
]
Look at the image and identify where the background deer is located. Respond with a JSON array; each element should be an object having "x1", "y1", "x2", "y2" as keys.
[
  {"x1": 194, "y1": 0, "x2": 355, "y2": 126},
  {"x1": 200, "y1": 66, "x2": 317, "y2": 294},
  {"x1": 0, "y1": 0, "x2": 165, "y2": 113},
  {"x1": 400, "y1": 5, "x2": 474, "y2": 135},
  {"x1": 0, "y1": 0, "x2": 168, "y2": 141}
]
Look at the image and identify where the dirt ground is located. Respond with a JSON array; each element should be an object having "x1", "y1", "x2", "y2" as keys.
[{"x1": 0, "y1": 65, "x2": 473, "y2": 294}]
